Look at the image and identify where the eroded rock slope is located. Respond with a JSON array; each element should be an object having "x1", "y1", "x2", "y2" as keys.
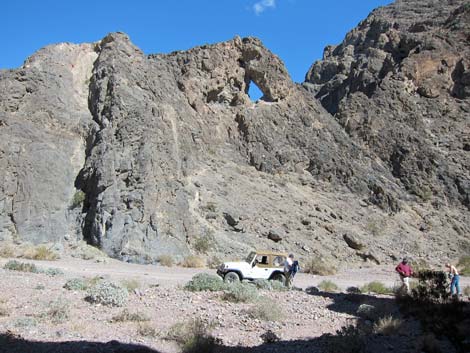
[{"x1": 0, "y1": 0, "x2": 468, "y2": 266}]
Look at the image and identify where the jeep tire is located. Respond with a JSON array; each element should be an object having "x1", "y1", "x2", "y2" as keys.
[
  {"x1": 224, "y1": 271, "x2": 240, "y2": 283},
  {"x1": 271, "y1": 272, "x2": 286, "y2": 285}
]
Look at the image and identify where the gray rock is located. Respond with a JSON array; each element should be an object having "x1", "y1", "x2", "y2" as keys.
[{"x1": 343, "y1": 233, "x2": 366, "y2": 251}]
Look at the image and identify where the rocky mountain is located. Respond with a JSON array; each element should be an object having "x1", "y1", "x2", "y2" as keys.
[{"x1": 0, "y1": 0, "x2": 468, "y2": 266}]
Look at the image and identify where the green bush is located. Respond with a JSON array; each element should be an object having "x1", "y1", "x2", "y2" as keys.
[
  {"x1": 4, "y1": 260, "x2": 39, "y2": 273},
  {"x1": 166, "y1": 319, "x2": 219, "y2": 353},
  {"x1": 360, "y1": 281, "x2": 394, "y2": 295},
  {"x1": 112, "y1": 309, "x2": 150, "y2": 322},
  {"x1": 318, "y1": 280, "x2": 339, "y2": 292},
  {"x1": 22, "y1": 245, "x2": 59, "y2": 260},
  {"x1": 246, "y1": 299, "x2": 283, "y2": 321},
  {"x1": 253, "y1": 279, "x2": 287, "y2": 291},
  {"x1": 185, "y1": 273, "x2": 226, "y2": 292},
  {"x1": 43, "y1": 267, "x2": 64, "y2": 276},
  {"x1": 70, "y1": 190, "x2": 86, "y2": 209},
  {"x1": 222, "y1": 283, "x2": 259, "y2": 303},
  {"x1": 193, "y1": 232, "x2": 215, "y2": 254},
  {"x1": 326, "y1": 325, "x2": 366, "y2": 353},
  {"x1": 303, "y1": 258, "x2": 337, "y2": 275},
  {"x1": 85, "y1": 280, "x2": 128, "y2": 307},
  {"x1": 457, "y1": 255, "x2": 470, "y2": 276},
  {"x1": 64, "y1": 278, "x2": 89, "y2": 291},
  {"x1": 137, "y1": 322, "x2": 158, "y2": 337}
]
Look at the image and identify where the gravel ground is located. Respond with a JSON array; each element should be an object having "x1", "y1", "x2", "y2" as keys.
[{"x1": 0, "y1": 256, "x2": 467, "y2": 353}]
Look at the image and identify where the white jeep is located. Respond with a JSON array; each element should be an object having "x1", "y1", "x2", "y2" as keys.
[{"x1": 217, "y1": 250, "x2": 287, "y2": 283}]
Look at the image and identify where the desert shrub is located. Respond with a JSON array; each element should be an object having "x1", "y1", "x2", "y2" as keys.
[
  {"x1": 253, "y1": 279, "x2": 272, "y2": 290},
  {"x1": 22, "y1": 245, "x2": 59, "y2": 261},
  {"x1": 137, "y1": 322, "x2": 158, "y2": 337},
  {"x1": 14, "y1": 317, "x2": 38, "y2": 328},
  {"x1": 246, "y1": 299, "x2": 283, "y2": 321},
  {"x1": 271, "y1": 280, "x2": 288, "y2": 291},
  {"x1": 4, "y1": 260, "x2": 39, "y2": 273},
  {"x1": 166, "y1": 319, "x2": 219, "y2": 353},
  {"x1": 346, "y1": 286, "x2": 361, "y2": 294},
  {"x1": 457, "y1": 255, "x2": 470, "y2": 276},
  {"x1": 222, "y1": 282, "x2": 258, "y2": 303},
  {"x1": 43, "y1": 298, "x2": 70, "y2": 324},
  {"x1": 43, "y1": 267, "x2": 64, "y2": 276},
  {"x1": 63, "y1": 278, "x2": 89, "y2": 291},
  {"x1": 360, "y1": 281, "x2": 394, "y2": 295},
  {"x1": 185, "y1": 273, "x2": 226, "y2": 292},
  {"x1": 318, "y1": 280, "x2": 339, "y2": 292},
  {"x1": 121, "y1": 279, "x2": 140, "y2": 292},
  {"x1": 303, "y1": 257, "x2": 337, "y2": 275},
  {"x1": 158, "y1": 254, "x2": 174, "y2": 267},
  {"x1": 207, "y1": 255, "x2": 222, "y2": 269},
  {"x1": 85, "y1": 280, "x2": 128, "y2": 307},
  {"x1": 70, "y1": 190, "x2": 85, "y2": 209},
  {"x1": 193, "y1": 232, "x2": 215, "y2": 254},
  {"x1": 181, "y1": 255, "x2": 206, "y2": 268},
  {"x1": 397, "y1": 270, "x2": 467, "y2": 350},
  {"x1": 35, "y1": 284, "x2": 46, "y2": 290},
  {"x1": 373, "y1": 315, "x2": 402, "y2": 335},
  {"x1": 326, "y1": 325, "x2": 366, "y2": 353},
  {"x1": 70, "y1": 241, "x2": 108, "y2": 261},
  {"x1": 0, "y1": 243, "x2": 15, "y2": 258},
  {"x1": 112, "y1": 309, "x2": 150, "y2": 322}
]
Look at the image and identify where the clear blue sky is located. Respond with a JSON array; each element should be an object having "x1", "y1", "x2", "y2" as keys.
[{"x1": 1, "y1": 0, "x2": 392, "y2": 83}]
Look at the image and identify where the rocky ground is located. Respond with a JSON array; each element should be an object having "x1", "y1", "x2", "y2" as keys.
[{"x1": 0, "y1": 256, "x2": 468, "y2": 353}]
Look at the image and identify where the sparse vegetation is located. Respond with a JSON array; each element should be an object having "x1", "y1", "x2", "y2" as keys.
[
  {"x1": 253, "y1": 279, "x2": 287, "y2": 291},
  {"x1": 222, "y1": 282, "x2": 259, "y2": 303},
  {"x1": 121, "y1": 279, "x2": 140, "y2": 292},
  {"x1": 246, "y1": 299, "x2": 283, "y2": 321},
  {"x1": 85, "y1": 280, "x2": 128, "y2": 307},
  {"x1": 64, "y1": 278, "x2": 89, "y2": 291},
  {"x1": 326, "y1": 325, "x2": 366, "y2": 353},
  {"x1": 70, "y1": 241, "x2": 108, "y2": 261},
  {"x1": 193, "y1": 231, "x2": 216, "y2": 254},
  {"x1": 457, "y1": 255, "x2": 470, "y2": 275},
  {"x1": 207, "y1": 254, "x2": 222, "y2": 269},
  {"x1": 181, "y1": 255, "x2": 206, "y2": 268},
  {"x1": 4, "y1": 260, "x2": 39, "y2": 273},
  {"x1": 112, "y1": 309, "x2": 150, "y2": 322},
  {"x1": 158, "y1": 254, "x2": 174, "y2": 267},
  {"x1": 70, "y1": 190, "x2": 86, "y2": 209},
  {"x1": 303, "y1": 257, "x2": 337, "y2": 275},
  {"x1": 373, "y1": 315, "x2": 402, "y2": 335},
  {"x1": 318, "y1": 280, "x2": 339, "y2": 292},
  {"x1": 0, "y1": 242, "x2": 15, "y2": 258},
  {"x1": 166, "y1": 319, "x2": 219, "y2": 353},
  {"x1": 14, "y1": 317, "x2": 38, "y2": 328},
  {"x1": 22, "y1": 245, "x2": 59, "y2": 261},
  {"x1": 360, "y1": 281, "x2": 394, "y2": 295},
  {"x1": 43, "y1": 267, "x2": 64, "y2": 276},
  {"x1": 185, "y1": 273, "x2": 226, "y2": 292},
  {"x1": 137, "y1": 322, "x2": 158, "y2": 338},
  {"x1": 43, "y1": 298, "x2": 70, "y2": 324}
]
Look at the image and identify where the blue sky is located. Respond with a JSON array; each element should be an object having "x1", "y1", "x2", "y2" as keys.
[{"x1": 1, "y1": 0, "x2": 392, "y2": 83}]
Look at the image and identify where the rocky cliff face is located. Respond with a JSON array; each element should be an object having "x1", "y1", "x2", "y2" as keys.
[{"x1": 0, "y1": 0, "x2": 468, "y2": 266}]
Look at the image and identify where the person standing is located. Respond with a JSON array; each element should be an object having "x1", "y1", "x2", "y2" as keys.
[
  {"x1": 445, "y1": 263, "x2": 461, "y2": 297},
  {"x1": 284, "y1": 254, "x2": 294, "y2": 288},
  {"x1": 395, "y1": 258, "x2": 413, "y2": 294}
]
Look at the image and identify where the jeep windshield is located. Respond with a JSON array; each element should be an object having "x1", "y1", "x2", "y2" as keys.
[{"x1": 245, "y1": 251, "x2": 256, "y2": 264}]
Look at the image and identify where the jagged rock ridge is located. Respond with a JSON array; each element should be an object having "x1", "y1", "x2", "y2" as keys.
[{"x1": 0, "y1": 0, "x2": 468, "y2": 265}]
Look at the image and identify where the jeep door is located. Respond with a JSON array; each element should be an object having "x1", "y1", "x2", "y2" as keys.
[{"x1": 247, "y1": 254, "x2": 272, "y2": 279}]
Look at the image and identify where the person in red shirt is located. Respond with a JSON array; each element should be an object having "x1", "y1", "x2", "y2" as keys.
[{"x1": 395, "y1": 258, "x2": 413, "y2": 294}]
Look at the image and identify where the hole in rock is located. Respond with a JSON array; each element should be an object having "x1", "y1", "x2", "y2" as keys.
[{"x1": 247, "y1": 81, "x2": 263, "y2": 102}]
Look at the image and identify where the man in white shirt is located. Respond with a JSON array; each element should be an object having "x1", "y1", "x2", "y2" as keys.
[{"x1": 284, "y1": 254, "x2": 294, "y2": 288}]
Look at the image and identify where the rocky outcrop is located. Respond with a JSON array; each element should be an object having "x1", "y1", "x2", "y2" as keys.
[
  {"x1": 304, "y1": 0, "x2": 470, "y2": 212},
  {"x1": 0, "y1": 0, "x2": 468, "y2": 266}
]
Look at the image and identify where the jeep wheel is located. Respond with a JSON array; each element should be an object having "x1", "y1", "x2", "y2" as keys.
[
  {"x1": 224, "y1": 271, "x2": 240, "y2": 283},
  {"x1": 271, "y1": 273, "x2": 286, "y2": 285}
]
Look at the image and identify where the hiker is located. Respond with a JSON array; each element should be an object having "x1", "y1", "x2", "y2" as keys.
[
  {"x1": 445, "y1": 263, "x2": 461, "y2": 297},
  {"x1": 395, "y1": 258, "x2": 413, "y2": 294},
  {"x1": 284, "y1": 254, "x2": 294, "y2": 288}
]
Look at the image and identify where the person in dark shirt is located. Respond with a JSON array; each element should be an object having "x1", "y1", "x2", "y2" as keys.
[{"x1": 395, "y1": 258, "x2": 413, "y2": 294}]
